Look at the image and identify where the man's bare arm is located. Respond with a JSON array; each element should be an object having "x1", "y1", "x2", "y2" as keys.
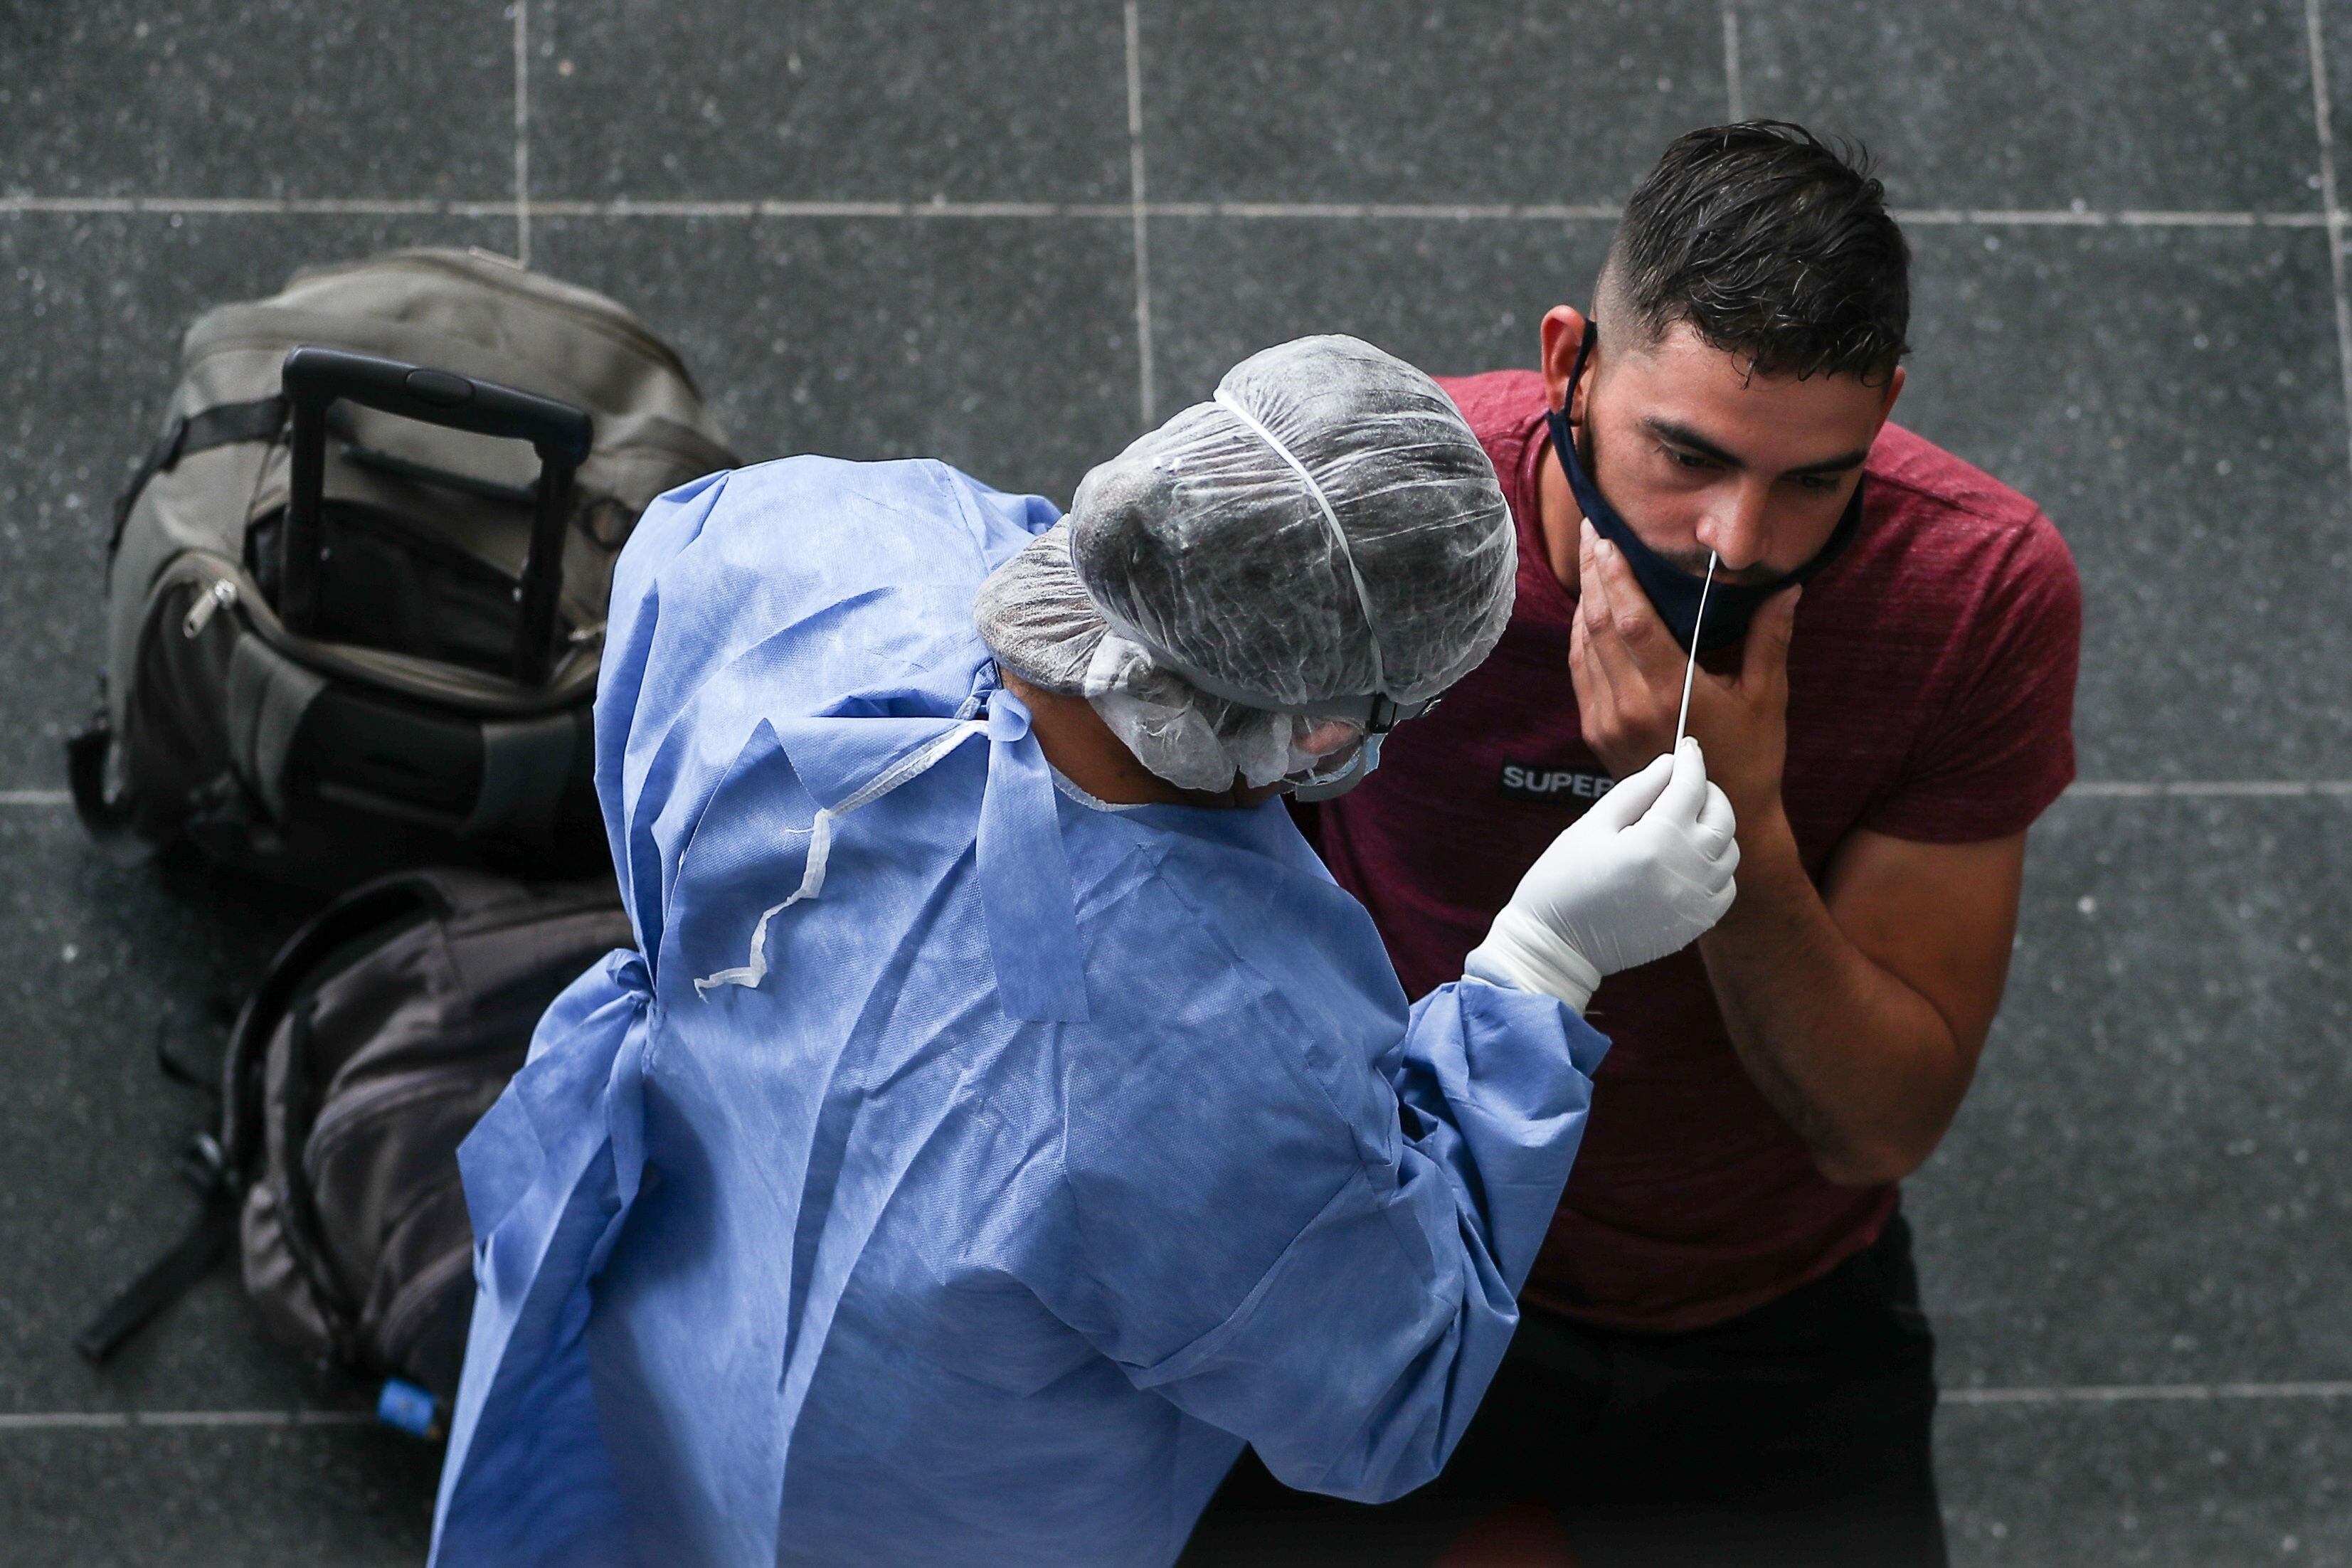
[
  {"x1": 1567, "y1": 520, "x2": 2025, "y2": 1186},
  {"x1": 1697, "y1": 820, "x2": 2023, "y2": 1185}
]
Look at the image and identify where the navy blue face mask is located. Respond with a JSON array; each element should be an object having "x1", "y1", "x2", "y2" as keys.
[{"x1": 1545, "y1": 323, "x2": 1863, "y2": 655}]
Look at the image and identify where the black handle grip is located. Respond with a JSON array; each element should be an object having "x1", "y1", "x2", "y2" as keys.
[{"x1": 278, "y1": 346, "x2": 593, "y2": 686}]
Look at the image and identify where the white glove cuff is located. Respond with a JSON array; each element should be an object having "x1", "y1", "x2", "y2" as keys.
[{"x1": 1463, "y1": 906, "x2": 1601, "y2": 1015}]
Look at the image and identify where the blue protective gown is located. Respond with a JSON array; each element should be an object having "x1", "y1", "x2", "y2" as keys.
[{"x1": 429, "y1": 457, "x2": 1611, "y2": 1568}]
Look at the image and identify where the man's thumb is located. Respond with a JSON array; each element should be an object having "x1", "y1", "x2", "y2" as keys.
[{"x1": 1742, "y1": 583, "x2": 1801, "y2": 688}]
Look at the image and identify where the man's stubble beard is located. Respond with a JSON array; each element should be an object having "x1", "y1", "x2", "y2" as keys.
[{"x1": 1579, "y1": 407, "x2": 1796, "y2": 588}]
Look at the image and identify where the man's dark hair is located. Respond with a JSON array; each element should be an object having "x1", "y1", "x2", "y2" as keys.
[{"x1": 1599, "y1": 121, "x2": 1909, "y2": 384}]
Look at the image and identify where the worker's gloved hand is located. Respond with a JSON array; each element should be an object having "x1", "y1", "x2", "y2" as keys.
[{"x1": 1464, "y1": 737, "x2": 1739, "y2": 1012}]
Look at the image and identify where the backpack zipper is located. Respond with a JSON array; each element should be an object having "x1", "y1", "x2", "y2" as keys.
[{"x1": 181, "y1": 578, "x2": 238, "y2": 639}]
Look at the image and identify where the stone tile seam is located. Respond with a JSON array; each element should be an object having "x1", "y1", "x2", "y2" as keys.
[
  {"x1": 2301, "y1": 0, "x2": 2352, "y2": 493},
  {"x1": 1124, "y1": 0, "x2": 1155, "y2": 429},
  {"x1": 0, "y1": 196, "x2": 2335, "y2": 228},
  {"x1": 1721, "y1": 1, "x2": 1743, "y2": 124},
  {"x1": 1944, "y1": 1379, "x2": 2352, "y2": 1407},
  {"x1": 6, "y1": 1381, "x2": 2350, "y2": 1431},
  {"x1": 0, "y1": 1409, "x2": 376, "y2": 1431},
  {"x1": 5, "y1": 785, "x2": 2351, "y2": 810},
  {"x1": 512, "y1": 0, "x2": 531, "y2": 268},
  {"x1": 2061, "y1": 781, "x2": 2352, "y2": 798}
]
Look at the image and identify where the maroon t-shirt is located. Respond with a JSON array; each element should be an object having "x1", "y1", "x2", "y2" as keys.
[{"x1": 1313, "y1": 370, "x2": 2082, "y2": 1333}]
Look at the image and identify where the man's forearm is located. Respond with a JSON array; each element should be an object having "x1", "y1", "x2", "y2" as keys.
[{"x1": 1696, "y1": 804, "x2": 1971, "y2": 1185}]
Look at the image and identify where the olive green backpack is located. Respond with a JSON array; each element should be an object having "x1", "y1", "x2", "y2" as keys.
[{"x1": 71, "y1": 248, "x2": 738, "y2": 888}]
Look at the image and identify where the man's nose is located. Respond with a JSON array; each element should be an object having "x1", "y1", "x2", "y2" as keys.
[{"x1": 1695, "y1": 480, "x2": 1773, "y2": 572}]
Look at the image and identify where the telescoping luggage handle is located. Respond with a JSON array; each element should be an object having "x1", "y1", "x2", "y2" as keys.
[{"x1": 278, "y1": 346, "x2": 594, "y2": 687}]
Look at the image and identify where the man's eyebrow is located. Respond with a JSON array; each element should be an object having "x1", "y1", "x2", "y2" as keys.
[
  {"x1": 1642, "y1": 416, "x2": 1871, "y2": 477},
  {"x1": 1785, "y1": 447, "x2": 1873, "y2": 477}
]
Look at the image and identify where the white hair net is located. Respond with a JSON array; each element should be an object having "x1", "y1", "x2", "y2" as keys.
[{"x1": 975, "y1": 334, "x2": 1515, "y2": 793}]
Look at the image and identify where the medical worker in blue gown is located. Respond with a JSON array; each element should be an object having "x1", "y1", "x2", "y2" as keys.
[{"x1": 430, "y1": 335, "x2": 1742, "y2": 1568}]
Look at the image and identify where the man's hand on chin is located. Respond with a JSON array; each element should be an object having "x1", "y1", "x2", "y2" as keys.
[{"x1": 1565, "y1": 516, "x2": 1800, "y2": 838}]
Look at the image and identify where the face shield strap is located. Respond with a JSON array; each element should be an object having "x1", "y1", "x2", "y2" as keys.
[{"x1": 1363, "y1": 692, "x2": 1431, "y2": 733}]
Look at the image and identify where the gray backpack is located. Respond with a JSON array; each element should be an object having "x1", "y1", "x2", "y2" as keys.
[
  {"x1": 70, "y1": 248, "x2": 736, "y2": 888},
  {"x1": 80, "y1": 868, "x2": 633, "y2": 1423}
]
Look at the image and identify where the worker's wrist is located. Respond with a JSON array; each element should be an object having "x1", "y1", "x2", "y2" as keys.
[{"x1": 1466, "y1": 909, "x2": 1600, "y2": 1014}]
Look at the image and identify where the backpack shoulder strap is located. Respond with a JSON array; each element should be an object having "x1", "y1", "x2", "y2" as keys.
[
  {"x1": 73, "y1": 873, "x2": 455, "y2": 1366},
  {"x1": 63, "y1": 711, "x2": 148, "y2": 864},
  {"x1": 73, "y1": 1205, "x2": 237, "y2": 1365},
  {"x1": 110, "y1": 396, "x2": 287, "y2": 556},
  {"x1": 219, "y1": 873, "x2": 455, "y2": 1170}
]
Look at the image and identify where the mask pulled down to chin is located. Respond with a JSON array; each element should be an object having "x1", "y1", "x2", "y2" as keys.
[{"x1": 1546, "y1": 322, "x2": 1863, "y2": 656}]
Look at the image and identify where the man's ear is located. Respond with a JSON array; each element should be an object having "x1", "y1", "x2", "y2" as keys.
[
  {"x1": 1875, "y1": 364, "x2": 1907, "y2": 426},
  {"x1": 1540, "y1": 304, "x2": 1591, "y2": 418}
]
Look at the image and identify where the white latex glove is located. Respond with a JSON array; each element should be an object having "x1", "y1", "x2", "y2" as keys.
[{"x1": 1464, "y1": 738, "x2": 1740, "y2": 1012}]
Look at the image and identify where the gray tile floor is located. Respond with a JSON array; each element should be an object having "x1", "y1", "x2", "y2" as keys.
[{"x1": 4, "y1": 2, "x2": 2348, "y2": 1563}]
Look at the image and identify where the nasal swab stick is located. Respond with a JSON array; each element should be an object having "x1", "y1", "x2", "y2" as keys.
[{"x1": 1673, "y1": 552, "x2": 1717, "y2": 748}]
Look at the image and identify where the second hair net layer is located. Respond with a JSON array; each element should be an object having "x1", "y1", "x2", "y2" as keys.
[{"x1": 976, "y1": 335, "x2": 1516, "y2": 793}]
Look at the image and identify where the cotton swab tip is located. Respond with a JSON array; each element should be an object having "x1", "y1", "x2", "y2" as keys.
[{"x1": 1673, "y1": 552, "x2": 1718, "y2": 748}]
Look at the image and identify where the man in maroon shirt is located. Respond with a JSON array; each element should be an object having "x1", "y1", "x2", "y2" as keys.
[{"x1": 1190, "y1": 125, "x2": 2079, "y2": 1567}]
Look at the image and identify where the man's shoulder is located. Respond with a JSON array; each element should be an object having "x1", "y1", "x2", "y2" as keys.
[
  {"x1": 1863, "y1": 423, "x2": 2076, "y2": 587},
  {"x1": 1868, "y1": 423, "x2": 2042, "y2": 530},
  {"x1": 1434, "y1": 369, "x2": 1547, "y2": 443}
]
